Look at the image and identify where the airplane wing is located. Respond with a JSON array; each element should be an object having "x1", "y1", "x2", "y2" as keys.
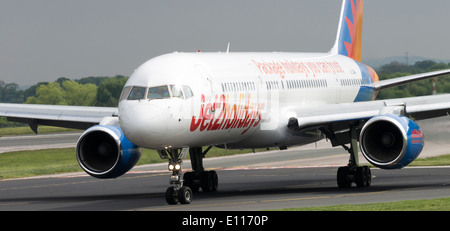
[
  {"x1": 0, "y1": 103, "x2": 118, "y2": 134},
  {"x1": 288, "y1": 94, "x2": 450, "y2": 146},
  {"x1": 290, "y1": 68, "x2": 450, "y2": 131},
  {"x1": 374, "y1": 69, "x2": 450, "y2": 90}
]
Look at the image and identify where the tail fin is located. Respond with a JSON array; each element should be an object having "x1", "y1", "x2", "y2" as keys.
[{"x1": 331, "y1": 0, "x2": 364, "y2": 62}]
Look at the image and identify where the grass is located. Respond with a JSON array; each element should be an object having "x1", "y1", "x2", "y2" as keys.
[
  {"x1": 410, "y1": 154, "x2": 450, "y2": 166},
  {"x1": 0, "y1": 148, "x2": 80, "y2": 179},
  {"x1": 277, "y1": 197, "x2": 450, "y2": 211},
  {"x1": 0, "y1": 126, "x2": 79, "y2": 137}
]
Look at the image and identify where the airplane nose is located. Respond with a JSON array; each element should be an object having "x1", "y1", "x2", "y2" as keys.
[{"x1": 119, "y1": 102, "x2": 169, "y2": 146}]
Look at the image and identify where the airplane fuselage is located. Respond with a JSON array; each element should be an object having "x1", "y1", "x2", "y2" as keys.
[{"x1": 118, "y1": 51, "x2": 379, "y2": 150}]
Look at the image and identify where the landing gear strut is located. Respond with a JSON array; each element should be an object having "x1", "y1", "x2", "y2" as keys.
[
  {"x1": 337, "y1": 126, "x2": 372, "y2": 188},
  {"x1": 158, "y1": 148, "x2": 193, "y2": 204}
]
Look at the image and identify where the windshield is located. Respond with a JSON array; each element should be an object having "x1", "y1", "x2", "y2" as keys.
[
  {"x1": 170, "y1": 85, "x2": 183, "y2": 99},
  {"x1": 148, "y1": 85, "x2": 170, "y2": 99},
  {"x1": 122, "y1": 85, "x2": 194, "y2": 101},
  {"x1": 127, "y1": 87, "x2": 146, "y2": 100},
  {"x1": 182, "y1": 85, "x2": 193, "y2": 98}
]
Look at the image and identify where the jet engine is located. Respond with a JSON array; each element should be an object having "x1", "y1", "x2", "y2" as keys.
[
  {"x1": 360, "y1": 115, "x2": 424, "y2": 169},
  {"x1": 76, "y1": 125, "x2": 141, "y2": 178}
]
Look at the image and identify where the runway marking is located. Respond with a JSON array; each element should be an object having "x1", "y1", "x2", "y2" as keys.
[
  {"x1": 140, "y1": 187, "x2": 391, "y2": 211},
  {"x1": 0, "y1": 202, "x2": 30, "y2": 207},
  {"x1": 142, "y1": 201, "x2": 259, "y2": 211}
]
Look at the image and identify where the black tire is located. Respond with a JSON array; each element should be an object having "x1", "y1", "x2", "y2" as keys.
[
  {"x1": 178, "y1": 186, "x2": 193, "y2": 204},
  {"x1": 355, "y1": 166, "x2": 367, "y2": 188},
  {"x1": 165, "y1": 186, "x2": 178, "y2": 205},
  {"x1": 183, "y1": 172, "x2": 199, "y2": 192},
  {"x1": 337, "y1": 166, "x2": 351, "y2": 188},
  {"x1": 364, "y1": 166, "x2": 372, "y2": 187},
  {"x1": 201, "y1": 171, "x2": 213, "y2": 192},
  {"x1": 210, "y1": 170, "x2": 218, "y2": 192}
]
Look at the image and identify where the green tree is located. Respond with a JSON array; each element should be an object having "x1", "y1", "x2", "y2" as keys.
[
  {"x1": 96, "y1": 76, "x2": 128, "y2": 106},
  {"x1": 376, "y1": 60, "x2": 450, "y2": 100},
  {"x1": 414, "y1": 60, "x2": 437, "y2": 71},
  {"x1": 0, "y1": 81, "x2": 24, "y2": 103},
  {"x1": 76, "y1": 76, "x2": 109, "y2": 86},
  {"x1": 62, "y1": 80, "x2": 98, "y2": 106},
  {"x1": 378, "y1": 61, "x2": 413, "y2": 76},
  {"x1": 25, "y1": 82, "x2": 67, "y2": 105},
  {"x1": 23, "y1": 82, "x2": 49, "y2": 100}
]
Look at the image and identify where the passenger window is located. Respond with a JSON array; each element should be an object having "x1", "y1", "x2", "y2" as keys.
[
  {"x1": 170, "y1": 85, "x2": 183, "y2": 99},
  {"x1": 148, "y1": 86, "x2": 170, "y2": 99},
  {"x1": 127, "y1": 87, "x2": 146, "y2": 100}
]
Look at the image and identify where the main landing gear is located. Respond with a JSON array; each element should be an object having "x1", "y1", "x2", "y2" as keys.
[
  {"x1": 336, "y1": 127, "x2": 372, "y2": 188},
  {"x1": 183, "y1": 147, "x2": 218, "y2": 193},
  {"x1": 158, "y1": 146, "x2": 218, "y2": 205}
]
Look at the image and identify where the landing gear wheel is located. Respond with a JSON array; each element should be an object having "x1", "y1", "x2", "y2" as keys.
[
  {"x1": 210, "y1": 170, "x2": 218, "y2": 192},
  {"x1": 337, "y1": 166, "x2": 351, "y2": 188},
  {"x1": 337, "y1": 166, "x2": 372, "y2": 188},
  {"x1": 355, "y1": 166, "x2": 367, "y2": 187},
  {"x1": 165, "y1": 186, "x2": 179, "y2": 205},
  {"x1": 201, "y1": 171, "x2": 214, "y2": 192},
  {"x1": 355, "y1": 166, "x2": 372, "y2": 187},
  {"x1": 178, "y1": 186, "x2": 193, "y2": 204},
  {"x1": 364, "y1": 166, "x2": 372, "y2": 187},
  {"x1": 200, "y1": 171, "x2": 219, "y2": 192},
  {"x1": 183, "y1": 172, "x2": 200, "y2": 192},
  {"x1": 184, "y1": 170, "x2": 218, "y2": 193}
]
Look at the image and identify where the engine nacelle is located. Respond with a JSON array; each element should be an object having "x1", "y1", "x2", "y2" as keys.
[
  {"x1": 360, "y1": 115, "x2": 424, "y2": 169},
  {"x1": 76, "y1": 125, "x2": 141, "y2": 178}
]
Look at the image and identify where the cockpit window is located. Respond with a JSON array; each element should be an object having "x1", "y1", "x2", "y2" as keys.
[
  {"x1": 123, "y1": 85, "x2": 194, "y2": 101},
  {"x1": 182, "y1": 85, "x2": 193, "y2": 99},
  {"x1": 148, "y1": 85, "x2": 170, "y2": 99},
  {"x1": 127, "y1": 87, "x2": 146, "y2": 100},
  {"x1": 170, "y1": 85, "x2": 183, "y2": 99},
  {"x1": 120, "y1": 86, "x2": 133, "y2": 102}
]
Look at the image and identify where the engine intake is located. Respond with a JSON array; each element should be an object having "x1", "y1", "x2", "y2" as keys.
[
  {"x1": 76, "y1": 125, "x2": 141, "y2": 178},
  {"x1": 360, "y1": 115, "x2": 424, "y2": 169}
]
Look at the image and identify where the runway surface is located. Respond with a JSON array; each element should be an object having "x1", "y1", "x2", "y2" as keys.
[
  {"x1": 1, "y1": 159, "x2": 450, "y2": 211},
  {"x1": 0, "y1": 131, "x2": 82, "y2": 153},
  {"x1": 1, "y1": 117, "x2": 450, "y2": 211}
]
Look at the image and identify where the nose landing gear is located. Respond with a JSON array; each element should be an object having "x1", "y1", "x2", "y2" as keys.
[
  {"x1": 158, "y1": 148, "x2": 193, "y2": 204},
  {"x1": 158, "y1": 146, "x2": 218, "y2": 205}
]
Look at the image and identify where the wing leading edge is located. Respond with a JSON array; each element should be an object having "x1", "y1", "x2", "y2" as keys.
[
  {"x1": 290, "y1": 94, "x2": 450, "y2": 130},
  {"x1": 0, "y1": 103, "x2": 118, "y2": 134},
  {"x1": 288, "y1": 94, "x2": 450, "y2": 149},
  {"x1": 374, "y1": 69, "x2": 450, "y2": 91}
]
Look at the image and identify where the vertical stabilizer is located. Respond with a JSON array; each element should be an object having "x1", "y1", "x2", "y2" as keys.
[{"x1": 330, "y1": 0, "x2": 364, "y2": 62}]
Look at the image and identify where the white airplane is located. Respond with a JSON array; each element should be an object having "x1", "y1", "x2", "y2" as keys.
[{"x1": 2, "y1": 0, "x2": 450, "y2": 205}]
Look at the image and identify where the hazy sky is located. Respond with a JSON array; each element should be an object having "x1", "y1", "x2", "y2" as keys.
[{"x1": 1, "y1": 0, "x2": 450, "y2": 85}]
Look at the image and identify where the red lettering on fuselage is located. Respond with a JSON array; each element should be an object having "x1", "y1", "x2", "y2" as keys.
[
  {"x1": 190, "y1": 93, "x2": 262, "y2": 135},
  {"x1": 252, "y1": 59, "x2": 345, "y2": 79}
]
